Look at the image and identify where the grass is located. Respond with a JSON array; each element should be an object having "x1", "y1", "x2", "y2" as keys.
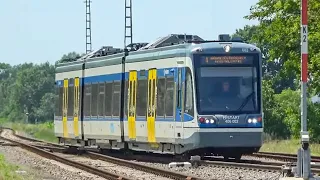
[
  {"x1": 260, "y1": 139, "x2": 320, "y2": 156},
  {"x1": 1, "y1": 120, "x2": 57, "y2": 143},
  {"x1": 0, "y1": 154, "x2": 22, "y2": 180},
  {"x1": 12, "y1": 122, "x2": 56, "y2": 143},
  {"x1": 3, "y1": 118, "x2": 320, "y2": 156}
]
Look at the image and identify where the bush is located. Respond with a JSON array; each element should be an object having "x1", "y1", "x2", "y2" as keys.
[{"x1": 0, "y1": 155, "x2": 22, "y2": 180}]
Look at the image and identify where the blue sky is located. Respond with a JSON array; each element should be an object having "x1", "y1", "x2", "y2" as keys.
[{"x1": 0, "y1": 0, "x2": 259, "y2": 65}]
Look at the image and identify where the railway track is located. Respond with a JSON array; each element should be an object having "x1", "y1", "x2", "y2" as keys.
[
  {"x1": 203, "y1": 157, "x2": 320, "y2": 175},
  {"x1": 5, "y1": 127, "x2": 320, "y2": 178},
  {"x1": 0, "y1": 128, "x2": 203, "y2": 180},
  {"x1": 252, "y1": 152, "x2": 320, "y2": 163},
  {"x1": 0, "y1": 132, "x2": 132, "y2": 180}
]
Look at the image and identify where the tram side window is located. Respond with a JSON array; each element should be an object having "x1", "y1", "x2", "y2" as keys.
[
  {"x1": 84, "y1": 84, "x2": 92, "y2": 116},
  {"x1": 55, "y1": 85, "x2": 63, "y2": 116},
  {"x1": 148, "y1": 79, "x2": 152, "y2": 114},
  {"x1": 165, "y1": 77, "x2": 174, "y2": 116},
  {"x1": 137, "y1": 79, "x2": 147, "y2": 116},
  {"x1": 105, "y1": 82, "x2": 113, "y2": 116},
  {"x1": 79, "y1": 82, "x2": 82, "y2": 115},
  {"x1": 91, "y1": 83, "x2": 98, "y2": 116},
  {"x1": 184, "y1": 68, "x2": 194, "y2": 116},
  {"x1": 59, "y1": 87, "x2": 64, "y2": 115},
  {"x1": 68, "y1": 79, "x2": 74, "y2": 117},
  {"x1": 98, "y1": 83, "x2": 105, "y2": 116},
  {"x1": 113, "y1": 81, "x2": 121, "y2": 117},
  {"x1": 132, "y1": 80, "x2": 136, "y2": 113},
  {"x1": 124, "y1": 80, "x2": 128, "y2": 118},
  {"x1": 156, "y1": 78, "x2": 165, "y2": 117}
]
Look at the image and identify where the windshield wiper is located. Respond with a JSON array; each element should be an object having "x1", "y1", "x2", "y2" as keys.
[{"x1": 237, "y1": 92, "x2": 255, "y2": 111}]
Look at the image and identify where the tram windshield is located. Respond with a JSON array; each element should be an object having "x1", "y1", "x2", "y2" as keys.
[{"x1": 195, "y1": 57, "x2": 260, "y2": 114}]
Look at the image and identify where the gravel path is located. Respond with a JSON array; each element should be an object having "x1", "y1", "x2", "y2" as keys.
[
  {"x1": 57, "y1": 153, "x2": 172, "y2": 180},
  {"x1": 136, "y1": 161, "x2": 282, "y2": 180},
  {"x1": 242, "y1": 155, "x2": 285, "y2": 163},
  {"x1": 0, "y1": 140, "x2": 106, "y2": 180},
  {"x1": 1, "y1": 129, "x2": 52, "y2": 147},
  {"x1": 0, "y1": 130, "x2": 106, "y2": 180},
  {"x1": 1, "y1": 129, "x2": 286, "y2": 180},
  {"x1": 1, "y1": 129, "x2": 173, "y2": 180}
]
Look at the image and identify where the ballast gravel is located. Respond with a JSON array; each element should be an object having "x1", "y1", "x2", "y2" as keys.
[
  {"x1": 242, "y1": 155, "x2": 285, "y2": 163},
  {"x1": 1, "y1": 129, "x2": 51, "y2": 147},
  {"x1": 0, "y1": 141, "x2": 106, "y2": 180},
  {"x1": 57, "y1": 153, "x2": 172, "y2": 180},
  {"x1": 0, "y1": 130, "x2": 105, "y2": 180},
  {"x1": 1, "y1": 129, "x2": 173, "y2": 180},
  {"x1": 1, "y1": 129, "x2": 287, "y2": 180},
  {"x1": 136, "y1": 161, "x2": 283, "y2": 180}
]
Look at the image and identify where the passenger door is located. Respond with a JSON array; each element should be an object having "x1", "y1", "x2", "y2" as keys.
[
  {"x1": 128, "y1": 71, "x2": 137, "y2": 140},
  {"x1": 147, "y1": 69, "x2": 157, "y2": 143},
  {"x1": 62, "y1": 78, "x2": 69, "y2": 138},
  {"x1": 73, "y1": 77, "x2": 80, "y2": 138},
  {"x1": 175, "y1": 62, "x2": 185, "y2": 139}
]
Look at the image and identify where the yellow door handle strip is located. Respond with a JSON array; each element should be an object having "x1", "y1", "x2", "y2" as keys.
[{"x1": 63, "y1": 79, "x2": 69, "y2": 138}]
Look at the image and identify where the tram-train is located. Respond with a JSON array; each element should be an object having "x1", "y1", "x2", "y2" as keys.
[{"x1": 54, "y1": 34, "x2": 263, "y2": 160}]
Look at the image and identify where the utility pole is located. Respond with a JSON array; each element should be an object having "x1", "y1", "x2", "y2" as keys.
[
  {"x1": 85, "y1": 0, "x2": 92, "y2": 54},
  {"x1": 124, "y1": 0, "x2": 133, "y2": 51},
  {"x1": 119, "y1": 0, "x2": 133, "y2": 145},
  {"x1": 296, "y1": 0, "x2": 311, "y2": 179}
]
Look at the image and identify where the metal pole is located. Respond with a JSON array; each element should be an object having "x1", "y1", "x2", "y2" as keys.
[
  {"x1": 26, "y1": 112, "x2": 29, "y2": 124},
  {"x1": 85, "y1": 0, "x2": 92, "y2": 54},
  {"x1": 300, "y1": 0, "x2": 311, "y2": 179},
  {"x1": 301, "y1": 0, "x2": 308, "y2": 133}
]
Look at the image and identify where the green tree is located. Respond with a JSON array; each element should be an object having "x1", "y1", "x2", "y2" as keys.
[
  {"x1": 2, "y1": 62, "x2": 55, "y2": 122},
  {"x1": 245, "y1": 0, "x2": 320, "y2": 94},
  {"x1": 262, "y1": 80, "x2": 291, "y2": 138},
  {"x1": 0, "y1": 52, "x2": 82, "y2": 123},
  {"x1": 56, "y1": 52, "x2": 82, "y2": 64},
  {"x1": 233, "y1": 0, "x2": 320, "y2": 141},
  {"x1": 274, "y1": 89, "x2": 300, "y2": 138},
  {"x1": 34, "y1": 93, "x2": 56, "y2": 122}
]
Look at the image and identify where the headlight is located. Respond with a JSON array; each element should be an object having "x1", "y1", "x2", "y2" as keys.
[
  {"x1": 198, "y1": 117, "x2": 216, "y2": 124},
  {"x1": 210, "y1": 119, "x2": 215, "y2": 123},
  {"x1": 252, "y1": 118, "x2": 257, "y2": 123},
  {"x1": 248, "y1": 117, "x2": 262, "y2": 123}
]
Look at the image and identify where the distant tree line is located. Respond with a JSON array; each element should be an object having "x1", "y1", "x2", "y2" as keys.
[
  {"x1": 233, "y1": 0, "x2": 320, "y2": 141},
  {"x1": 0, "y1": 52, "x2": 80, "y2": 123},
  {"x1": 1, "y1": 0, "x2": 320, "y2": 141}
]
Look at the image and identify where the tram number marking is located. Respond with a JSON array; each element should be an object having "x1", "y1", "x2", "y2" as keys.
[
  {"x1": 242, "y1": 48, "x2": 249, "y2": 53},
  {"x1": 303, "y1": 35, "x2": 307, "y2": 42},
  {"x1": 302, "y1": 26, "x2": 308, "y2": 43},
  {"x1": 222, "y1": 115, "x2": 240, "y2": 124},
  {"x1": 224, "y1": 119, "x2": 239, "y2": 124}
]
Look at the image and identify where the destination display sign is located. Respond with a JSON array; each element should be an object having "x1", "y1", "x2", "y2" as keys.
[{"x1": 201, "y1": 55, "x2": 254, "y2": 65}]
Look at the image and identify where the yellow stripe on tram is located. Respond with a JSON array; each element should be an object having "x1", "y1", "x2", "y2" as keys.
[
  {"x1": 147, "y1": 69, "x2": 156, "y2": 143},
  {"x1": 132, "y1": 72, "x2": 137, "y2": 138},
  {"x1": 63, "y1": 79, "x2": 69, "y2": 138},
  {"x1": 128, "y1": 71, "x2": 137, "y2": 139},
  {"x1": 73, "y1": 77, "x2": 80, "y2": 137}
]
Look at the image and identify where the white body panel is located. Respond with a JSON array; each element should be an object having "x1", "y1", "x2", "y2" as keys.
[
  {"x1": 82, "y1": 64, "x2": 123, "y2": 141},
  {"x1": 54, "y1": 55, "x2": 263, "y2": 155},
  {"x1": 55, "y1": 69, "x2": 83, "y2": 139}
]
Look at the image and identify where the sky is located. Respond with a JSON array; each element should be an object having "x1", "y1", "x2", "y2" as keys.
[{"x1": 0, "y1": 0, "x2": 259, "y2": 65}]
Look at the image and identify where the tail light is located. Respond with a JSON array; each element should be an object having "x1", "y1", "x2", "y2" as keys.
[
  {"x1": 198, "y1": 117, "x2": 215, "y2": 124},
  {"x1": 247, "y1": 116, "x2": 262, "y2": 124},
  {"x1": 198, "y1": 117, "x2": 205, "y2": 123}
]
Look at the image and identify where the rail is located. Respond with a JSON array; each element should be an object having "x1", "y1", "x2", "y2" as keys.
[
  {"x1": 253, "y1": 152, "x2": 320, "y2": 163},
  {"x1": 7, "y1": 127, "x2": 320, "y2": 178},
  {"x1": 0, "y1": 129, "x2": 133, "y2": 180},
  {"x1": 0, "y1": 127, "x2": 204, "y2": 180}
]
